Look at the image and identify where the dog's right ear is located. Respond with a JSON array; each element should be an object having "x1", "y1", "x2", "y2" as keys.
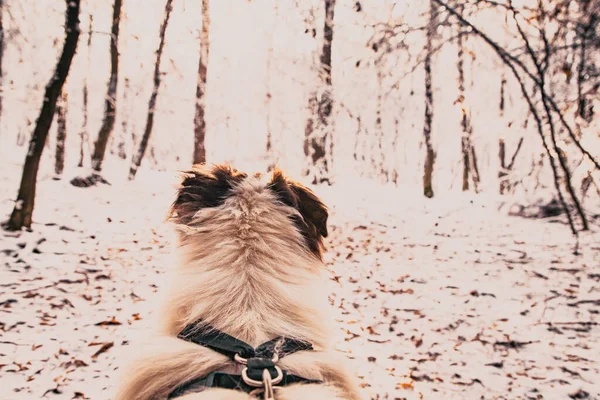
[
  {"x1": 268, "y1": 169, "x2": 329, "y2": 258},
  {"x1": 168, "y1": 164, "x2": 247, "y2": 225}
]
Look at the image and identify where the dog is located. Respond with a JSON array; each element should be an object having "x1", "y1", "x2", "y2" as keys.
[{"x1": 115, "y1": 164, "x2": 361, "y2": 400}]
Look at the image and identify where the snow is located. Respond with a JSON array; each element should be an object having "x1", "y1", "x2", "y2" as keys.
[
  {"x1": 0, "y1": 162, "x2": 598, "y2": 400},
  {"x1": 0, "y1": 0, "x2": 599, "y2": 399}
]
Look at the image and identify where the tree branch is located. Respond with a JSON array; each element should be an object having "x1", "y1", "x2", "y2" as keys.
[
  {"x1": 508, "y1": 1, "x2": 588, "y2": 230},
  {"x1": 433, "y1": 0, "x2": 600, "y2": 171}
]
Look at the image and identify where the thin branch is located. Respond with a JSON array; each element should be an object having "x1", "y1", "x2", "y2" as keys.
[
  {"x1": 434, "y1": 0, "x2": 578, "y2": 234},
  {"x1": 508, "y1": 2, "x2": 588, "y2": 230},
  {"x1": 387, "y1": 33, "x2": 462, "y2": 96},
  {"x1": 511, "y1": 68, "x2": 578, "y2": 235},
  {"x1": 433, "y1": 0, "x2": 600, "y2": 171},
  {"x1": 507, "y1": 137, "x2": 524, "y2": 170}
]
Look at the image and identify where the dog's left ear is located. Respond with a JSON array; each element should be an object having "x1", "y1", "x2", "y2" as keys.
[
  {"x1": 169, "y1": 164, "x2": 247, "y2": 225},
  {"x1": 268, "y1": 169, "x2": 328, "y2": 255}
]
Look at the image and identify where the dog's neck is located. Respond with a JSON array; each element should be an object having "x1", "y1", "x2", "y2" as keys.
[{"x1": 162, "y1": 200, "x2": 331, "y2": 350}]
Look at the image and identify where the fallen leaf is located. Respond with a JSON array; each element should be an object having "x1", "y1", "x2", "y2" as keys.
[
  {"x1": 62, "y1": 359, "x2": 89, "y2": 369},
  {"x1": 91, "y1": 342, "x2": 114, "y2": 358},
  {"x1": 367, "y1": 338, "x2": 390, "y2": 343},
  {"x1": 485, "y1": 361, "x2": 504, "y2": 368},
  {"x1": 396, "y1": 382, "x2": 414, "y2": 390},
  {"x1": 95, "y1": 317, "x2": 122, "y2": 326}
]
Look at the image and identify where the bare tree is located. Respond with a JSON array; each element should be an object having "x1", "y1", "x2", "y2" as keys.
[
  {"x1": 575, "y1": 1, "x2": 597, "y2": 122},
  {"x1": 77, "y1": 14, "x2": 93, "y2": 167},
  {"x1": 91, "y1": 0, "x2": 122, "y2": 172},
  {"x1": 193, "y1": 0, "x2": 210, "y2": 165},
  {"x1": 6, "y1": 0, "x2": 81, "y2": 230},
  {"x1": 117, "y1": 77, "x2": 130, "y2": 159},
  {"x1": 390, "y1": 117, "x2": 400, "y2": 185},
  {"x1": 117, "y1": 77, "x2": 138, "y2": 162},
  {"x1": 497, "y1": 73, "x2": 506, "y2": 192},
  {"x1": 54, "y1": 89, "x2": 68, "y2": 177},
  {"x1": 0, "y1": 0, "x2": 4, "y2": 127},
  {"x1": 366, "y1": 16, "x2": 410, "y2": 184},
  {"x1": 374, "y1": 65, "x2": 387, "y2": 180},
  {"x1": 422, "y1": 0, "x2": 437, "y2": 198},
  {"x1": 304, "y1": 0, "x2": 336, "y2": 185},
  {"x1": 129, "y1": 0, "x2": 173, "y2": 180},
  {"x1": 456, "y1": 5, "x2": 479, "y2": 192},
  {"x1": 499, "y1": 137, "x2": 524, "y2": 194},
  {"x1": 496, "y1": 72, "x2": 525, "y2": 194},
  {"x1": 265, "y1": 1, "x2": 278, "y2": 171},
  {"x1": 433, "y1": 0, "x2": 595, "y2": 235}
]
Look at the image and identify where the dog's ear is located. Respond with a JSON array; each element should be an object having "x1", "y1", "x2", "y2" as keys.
[
  {"x1": 169, "y1": 164, "x2": 247, "y2": 225},
  {"x1": 268, "y1": 169, "x2": 329, "y2": 256},
  {"x1": 290, "y1": 181, "x2": 328, "y2": 239},
  {"x1": 267, "y1": 169, "x2": 299, "y2": 209}
]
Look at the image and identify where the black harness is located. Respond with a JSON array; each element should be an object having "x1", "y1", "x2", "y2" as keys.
[{"x1": 168, "y1": 322, "x2": 323, "y2": 398}]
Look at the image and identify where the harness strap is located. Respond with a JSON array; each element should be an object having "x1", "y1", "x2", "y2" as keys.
[
  {"x1": 168, "y1": 371, "x2": 322, "y2": 398},
  {"x1": 169, "y1": 321, "x2": 321, "y2": 399},
  {"x1": 177, "y1": 322, "x2": 314, "y2": 360}
]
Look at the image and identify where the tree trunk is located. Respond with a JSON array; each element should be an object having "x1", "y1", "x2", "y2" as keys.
[
  {"x1": 6, "y1": 0, "x2": 80, "y2": 230},
  {"x1": 54, "y1": 90, "x2": 68, "y2": 177},
  {"x1": 193, "y1": 0, "x2": 210, "y2": 165},
  {"x1": 0, "y1": 0, "x2": 4, "y2": 128},
  {"x1": 422, "y1": 0, "x2": 436, "y2": 198},
  {"x1": 78, "y1": 14, "x2": 93, "y2": 168},
  {"x1": 91, "y1": 0, "x2": 122, "y2": 171},
  {"x1": 457, "y1": 22, "x2": 468, "y2": 192},
  {"x1": 375, "y1": 68, "x2": 387, "y2": 181},
  {"x1": 352, "y1": 116, "x2": 362, "y2": 162},
  {"x1": 499, "y1": 74, "x2": 506, "y2": 116},
  {"x1": 456, "y1": 5, "x2": 479, "y2": 193},
  {"x1": 461, "y1": 137, "x2": 470, "y2": 191},
  {"x1": 498, "y1": 73, "x2": 507, "y2": 193},
  {"x1": 303, "y1": 0, "x2": 336, "y2": 185},
  {"x1": 470, "y1": 144, "x2": 480, "y2": 190},
  {"x1": 576, "y1": 7, "x2": 596, "y2": 122},
  {"x1": 498, "y1": 138, "x2": 506, "y2": 194},
  {"x1": 265, "y1": 1, "x2": 278, "y2": 171},
  {"x1": 117, "y1": 77, "x2": 129, "y2": 160},
  {"x1": 79, "y1": 77, "x2": 88, "y2": 167},
  {"x1": 129, "y1": 0, "x2": 173, "y2": 180}
]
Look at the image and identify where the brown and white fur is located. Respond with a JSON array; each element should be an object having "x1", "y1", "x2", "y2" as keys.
[{"x1": 115, "y1": 165, "x2": 361, "y2": 400}]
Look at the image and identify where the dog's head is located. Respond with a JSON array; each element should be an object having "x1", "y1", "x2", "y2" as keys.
[{"x1": 168, "y1": 164, "x2": 328, "y2": 259}]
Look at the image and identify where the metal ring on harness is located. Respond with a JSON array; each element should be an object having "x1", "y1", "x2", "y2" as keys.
[
  {"x1": 234, "y1": 353, "x2": 248, "y2": 365},
  {"x1": 235, "y1": 352, "x2": 280, "y2": 365},
  {"x1": 241, "y1": 365, "x2": 283, "y2": 387}
]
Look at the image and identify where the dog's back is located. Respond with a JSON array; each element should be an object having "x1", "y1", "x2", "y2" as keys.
[{"x1": 115, "y1": 165, "x2": 360, "y2": 400}]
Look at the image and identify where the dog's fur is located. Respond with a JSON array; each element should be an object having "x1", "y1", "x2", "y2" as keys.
[{"x1": 115, "y1": 165, "x2": 361, "y2": 400}]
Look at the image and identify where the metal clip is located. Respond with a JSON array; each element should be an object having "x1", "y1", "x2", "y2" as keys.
[
  {"x1": 238, "y1": 352, "x2": 282, "y2": 399},
  {"x1": 241, "y1": 365, "x2": 283, "y2": 387},
  {"x1": 261, "y1": 368, "x2": 275, "y2": 400}
]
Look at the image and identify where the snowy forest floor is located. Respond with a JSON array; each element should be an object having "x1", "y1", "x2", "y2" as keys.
[{"x1": 0, "y1": 162, "x2": 599, "y2": 400}]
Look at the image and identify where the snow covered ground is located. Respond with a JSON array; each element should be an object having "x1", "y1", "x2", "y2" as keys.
[{"x1": 0, "y1": 162, "x2": 599, "y2": 400}]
